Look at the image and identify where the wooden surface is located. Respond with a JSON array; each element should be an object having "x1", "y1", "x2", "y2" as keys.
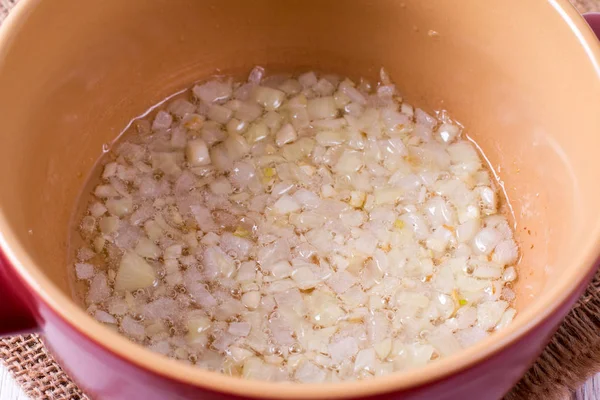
[
  {"x1": 0, "y1": 367, "x2": 27, "y2": 400},
  {"x1": 573, "y1": 377, "x2": 600, "y2": 400},
  {"x1": 1, "y1": 365, "x2": 598, "y2": 399}
]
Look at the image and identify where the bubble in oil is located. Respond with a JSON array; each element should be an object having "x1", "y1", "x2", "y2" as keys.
[
  {"x1": 132, "y1": 314, "x2": 144, "y2": 322},
  {"x1": 289, "y1": 343, "x2": 302, "y2": 354}
]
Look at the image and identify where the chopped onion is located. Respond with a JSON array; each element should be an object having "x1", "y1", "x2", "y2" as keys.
[
  {"x1": 74, "y1": 67, "x2": 519, "y2": 383},
  {"x1": 241, "y1": 291, "x2": 261, "y2": 310},
  {"x1": 273, "y1": 195, "x2": 301, "y2": 214},
  {"x1": 493, "y1": 240, "x2": 519, "y2": 266},
  {"x1": 253, "y1": 86, "x2": 286, "y2": 111},
  {"x1": 106, "y1": 197, "x2": 133, "y2": 217},
  {"x1": 114, "y1": 251, "x2": 156, "y2": 291},
  {"x1": 307, "y1": 97, "x2": 338, "y2": 120},
  {"x1": 329, "y1": 337, "x2": 359, "y2": 364},
  {"x1": 228, "y1": 322, "x2": 251, "y2": 337},
  {"x1": 473, "y1": 227, "x2": 502, "y2": 255},
  {"x1": 339, "y1": 81, "x2": 367, "y2": 105},
  {"x1": 354, "y1": 348, "x2": 376, "y2": 372},
  {"x1": 152, "y1": 110, "x2": 173, "y2": 131},
  {"x1": 248, "y1": 66, "x2": 265, "y2": 84},
  {"x1": 193, "y1": 80, "x2": 232, "y2": 104},
  {"x1": 298, "y1": 71, "x2": 318, "y2": 88},
  {"x1": 208, "y1": 104, "x2": 233, "y2": 124},
  {"x1": 477, "y1": 300, "x2": 509, "y2": 331},
  {"x1": 99, "y1": 216, "x2": 119, "y2": 234},
  {"x1": 275, "y1": 123, "x2": 297, "y2": 147},
  {"x1": 134, "y1": 237, "x2": 161, "y2": 259},
  {"x1": 75, "y1": 263, "x2": 94, "y2": 280}
]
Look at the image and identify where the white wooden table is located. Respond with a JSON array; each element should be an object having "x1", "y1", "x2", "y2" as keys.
[
  {"x1": 576, "y1": 377, "x2": 600, "y2": 400},
  {"x1": 0, "y1": 366, "x2": 27, "y2": 400},
  {"x1": 1, "y1": 364, "x2": 598, "y2": 399}
]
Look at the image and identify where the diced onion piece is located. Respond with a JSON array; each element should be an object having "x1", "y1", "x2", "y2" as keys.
[
  {"x1": 106, "y1": 197, "x2": 133, "y2": 217},
  {"x1": 437, "y1": 123, "x2": 460, "y2": 143},
  {"x1": 182, "y1": 113, "x2": 205, "y2": 130},
  {"x1": 291, "y1": 266, "x2": 320, "y2": 289},
  {"x1": 354, "y1": 348, "x2": 376, "y2": 372},
  {"x1": 307, "y1": 97, "x2": 338, "y2": 120},
  {"x1": 270, "y1": 260, "x2": 293, "y2": 279},
  {"x1": 89, "y1": 202, "x2": 108, "y2": 218},
  {"x1": 204, "y1": 246, "x2": 236, "y2": 278},
  {"x1": 400, "y1": 103, "x2": 414, "y2": 117},
  {"x1": 209, "y1": 176, "x2": 233, "y2": 195},
  {"x1": 415, "y1": 108, "x2": 437, "y2": 130},
  {"x1": 210, "y1": 143, "x2": 233, "y2": 171},
  {"x1": 495, "y1": 307, "x2": 517, "y2": 330},
  {"x1": 339, "y1": 81, "x2": 367, "y2": 105},
  {"x1": 193, "y1": 80, "x2": 232, "y2": 104},
  {"x1": 373, "y1": 188, "x2": 403, "y2": 205},
  {"x1": 248, "y1": 66, "x2": 265, "y2": 84},
  {"x1": 349, "y1": 191, "x2": 366, "y2": 208},
  {"x1": 279, "y1": 79, "x2": 302, "y2": 95},
  {"x1": 316, "y1": 130, "x2": 345, "y2": 146},
  {"x1": 168, "y1": 98, "x2": 196, "y2": 118},
  {"x1": 253, "y1": 86, "x2": 286, "y2": 111},
  {"x1": 75, "y1": 263, "x2": 94, "y2": 280},
  {"x1": 208, "y1": 104, "x2": 234, "y2": 124},
  {"x1": 275, "y1": 123, "x2": 297, "y2": 147},
  {"x1": 329, "y1": 337, "x2": 359, "y2": 364},
  {"x1": 152, "y1": 110, "x2": 173, "y2": 131},
  {"x1": 99, "y1": 216, "x2": 120, "y2": 234},
  {"x1": 477, "y1": 300, "x2": 508, "y2": 331},
  {"x1": 228, "y1": 322, "x2": 251, "y2": 337},
  {"x1": 241, "y1": 291, "x2": 261, "y2": 309},
  {"x1": 186, "y1": 315, "x2": 212, "y2": 343},
  {"x1": 473, "y1": 227, "x2": 502, "y2": 255},
  {"x1": 102, "y1": 162, "x2": 118, "y2": 179},
  {"x1": 298, "y1": 71, "x2": 318, "y2": 88},
  {"x1": 293, "y1": 189, "x2": 321, "y2": 209},
  {"x1": 95, "y1": 185, "x2": 119, "y2": 198},
  {"x1": 235, "y1": 102, "x2": 263, "y2": 122},
  {"x1": 115, "y1": 251, "x2": 157, "y2": 291},
  {"x1": 502, "y1": 266, "x2": 517, "y2": 282},
  {"x1": 274, "y1": 195, "x2": 301, "y2": 214},
  {"x1": 245, "y1": 122, "x2": 269, "y2": 144},
  {"x1": 308, "y1": 291, "x2": 344, "y2": 326},
  {"x1": 224, "y1": 133, "x2": 250, "y2": 161},
  {"x1": 335, "y1": 150, "x2": 363, "y2": 174},
  {"x1": 374, "y1": 338, "x2": 392, "y2": 360},
  {"x1": 493, "y1": 240, "x2": 519, "y2": 266},
  {"x1": 134, "y1": 237, "x2": 161, "y2": 259},
  {"x1": 456, "y1": 219, "x2": 480, "y2": 243}
]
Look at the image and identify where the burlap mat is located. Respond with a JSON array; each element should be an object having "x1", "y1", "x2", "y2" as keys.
[{"x1": 1, "y1": 0, "x2": 600, "y2": 399}]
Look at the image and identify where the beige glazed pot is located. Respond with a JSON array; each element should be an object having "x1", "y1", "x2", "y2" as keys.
[{"x1": 1, "y1": 0, "x2": 600, "y2": 399}]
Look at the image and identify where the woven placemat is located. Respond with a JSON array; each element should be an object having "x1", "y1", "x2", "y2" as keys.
[{"x1": 1, "y1": 1, "x2": 600, "y2": 399}]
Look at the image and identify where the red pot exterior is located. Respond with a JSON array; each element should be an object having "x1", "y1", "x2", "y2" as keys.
[{"x1": 0, "y1": 254, "x2": 38, "y2": 336}]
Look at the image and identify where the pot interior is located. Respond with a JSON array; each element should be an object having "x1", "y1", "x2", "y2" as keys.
[{"x1": 1, "y1": 0, "x2": 600, "y2": 391}]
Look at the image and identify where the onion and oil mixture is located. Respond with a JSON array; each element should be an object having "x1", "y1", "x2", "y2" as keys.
[{"x1": 72, "y1": 67, "x2": 519, "y2": 382}]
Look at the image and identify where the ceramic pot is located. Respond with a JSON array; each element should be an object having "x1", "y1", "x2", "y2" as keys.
[{"x1": 1, "y1": 1, "x2": 600, "y2": 399}]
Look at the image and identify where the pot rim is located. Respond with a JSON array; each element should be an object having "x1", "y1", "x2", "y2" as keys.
[{"x1": 1, "y1": 0, "x2": 600, "y2": 398}]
